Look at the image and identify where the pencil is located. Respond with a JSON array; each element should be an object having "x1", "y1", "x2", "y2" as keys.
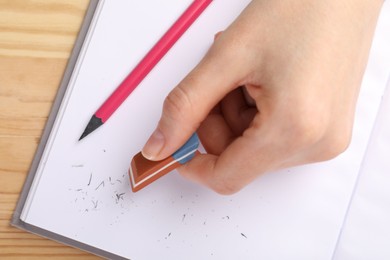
[{"x1": 80, "y1": 0, "x2": 213, "y2": 140}]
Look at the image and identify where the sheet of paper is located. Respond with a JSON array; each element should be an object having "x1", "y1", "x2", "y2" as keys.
[
  {"x1": 20, "y1": 1, "x2": 390, "y2": 259},
  {"x1": 332, "y1": 80, "x2": 390, "y2": 260}
]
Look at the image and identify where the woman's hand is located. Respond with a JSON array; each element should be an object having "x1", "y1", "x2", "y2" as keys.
[{"x1": 142, "y1": 0, "x2": 383, "y2": 194}]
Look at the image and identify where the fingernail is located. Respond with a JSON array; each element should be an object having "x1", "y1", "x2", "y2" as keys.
[{"x1": 142, "y1": 128, "x2": 165, "y2": 160}]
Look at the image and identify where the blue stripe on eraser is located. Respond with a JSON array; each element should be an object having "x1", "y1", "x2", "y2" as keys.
[{"x1": 172, "y1": 133, "x2": 199, "y2": 164}]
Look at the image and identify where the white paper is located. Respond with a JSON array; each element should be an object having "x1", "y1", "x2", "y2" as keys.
[
  {"x1": 333, "y1": 80, "x2": 390, "y2": 260},
  {"x1": 20, "y1": 1, "x2": 390, "y2": 259}
]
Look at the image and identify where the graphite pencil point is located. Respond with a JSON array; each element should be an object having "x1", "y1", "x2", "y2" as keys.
[{"x1": 79, "y1": 115, "x2": 103, "y2": 141}]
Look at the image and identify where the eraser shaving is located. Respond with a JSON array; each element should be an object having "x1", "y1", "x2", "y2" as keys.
[{"x1": 129, "y1": 133, "x2": 199, "y2": 192}]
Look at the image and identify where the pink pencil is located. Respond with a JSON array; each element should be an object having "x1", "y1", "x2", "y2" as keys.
[{"x1": 80, "y1": 0, "x2": 212, "y2": 140}]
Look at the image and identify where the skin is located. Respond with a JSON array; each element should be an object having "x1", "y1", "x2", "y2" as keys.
[{"x1": 142, "y1": 0, "x2": 384, "y2": 194}]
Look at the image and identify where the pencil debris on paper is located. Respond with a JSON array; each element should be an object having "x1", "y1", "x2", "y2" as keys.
[
  {"x1": 95, "y1": 181, "x2": 105, "y2": 190},
  {"x1": 87, "y1": 173, "x2": 92, "y2": 186},
  {"x1": 71, "y1": 164, "x2": 84, "y2": 168}
]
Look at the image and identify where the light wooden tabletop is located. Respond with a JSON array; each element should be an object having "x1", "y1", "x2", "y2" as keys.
[{"x1": 0, "y1": 1, "x2": 100, "y2": 258}]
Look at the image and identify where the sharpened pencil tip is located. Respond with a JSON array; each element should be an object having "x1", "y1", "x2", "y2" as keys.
[{"x1": 79, "y1": 115, "x2": 104, "y2": 141}]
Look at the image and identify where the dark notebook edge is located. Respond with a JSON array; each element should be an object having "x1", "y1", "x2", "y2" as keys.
[{"x1": 11, "y1": 1, "x2": 129, "y2": 259}]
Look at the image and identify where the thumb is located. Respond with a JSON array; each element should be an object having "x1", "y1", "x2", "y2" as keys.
[{"x1": 142, "y1": 37, "x2": 245, "y2": 160}]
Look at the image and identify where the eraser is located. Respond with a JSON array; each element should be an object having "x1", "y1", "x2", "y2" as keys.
[{"x1": 129, "y1": 133, "x2": 199, "y2": 192}]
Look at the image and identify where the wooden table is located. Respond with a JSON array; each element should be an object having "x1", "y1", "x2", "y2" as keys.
[{"x1": 0, "y1": 1, "x2": 100, "y2": 258}]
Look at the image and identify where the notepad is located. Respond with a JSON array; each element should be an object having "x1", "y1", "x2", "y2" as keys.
[
  {"x1": 332, "y1": 77, "x2": 390, "y2": 260},
  {"x1": 12, "y1": 1, "x2": 390, "y2": 259}
]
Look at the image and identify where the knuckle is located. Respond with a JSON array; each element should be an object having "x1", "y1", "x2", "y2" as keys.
[
  {"x1": 284, "y1": 98, "x2": 354, "y2": 161},
  {"x1": 288, "y1": 112, "x2": 353, "y2": 161},
  {"x1": 320, "y1": 128, "x2": 352, "y2": 160},
  {"x1": 288, "y1": 115, "x2": 327, "y2": 148},
  {"x1": 163, "y1": 84, "x2": 194, "y2": 122},
  {"x1": 208, "y1": 32, "x2": 246, "y2": 64},
  {"x1": 220, "y1": 31, "x2": 246, "y2": 52}
]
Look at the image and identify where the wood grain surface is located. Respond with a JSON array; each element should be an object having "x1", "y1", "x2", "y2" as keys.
[{"x1": 0, "y1": 0, "x2": 101, "y2": 258}]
